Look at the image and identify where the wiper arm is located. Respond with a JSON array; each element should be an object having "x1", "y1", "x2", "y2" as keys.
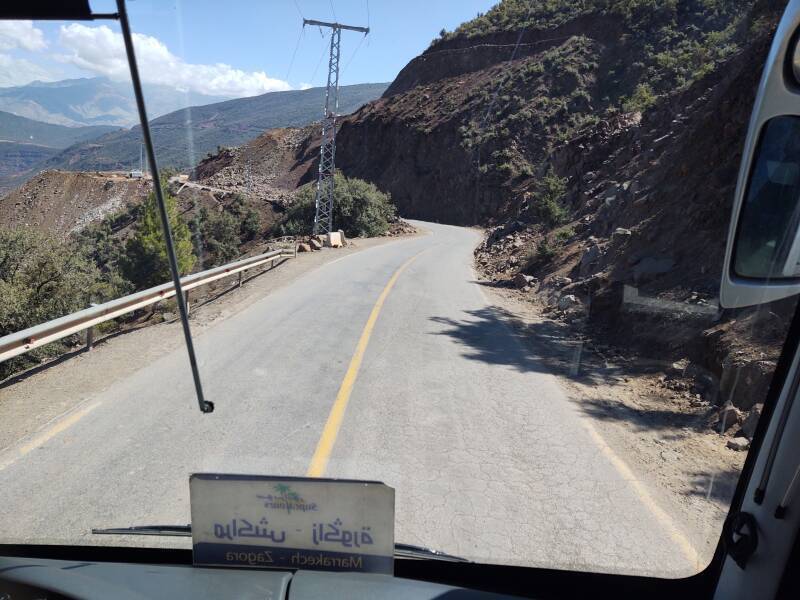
[
  {"x1": 91, "y1": 525, "x2": 191, "y2": 537},
  {"x1": 91, "y1": 526, "x2": 471, "y2": 562},
  {"x1": 393, "y1": 543, "x2": 471, "y2": 562}
]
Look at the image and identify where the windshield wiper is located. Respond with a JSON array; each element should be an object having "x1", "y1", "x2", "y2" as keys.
[
  {"x1": 91, "y1": 525, "x2": 191, "y2": 537},
  {"x1": 91, "y1": 526, "x2": 471, "y2": 562},
  {"x1": 393, "y1": 543, "x2": 471, "y2": 562}
]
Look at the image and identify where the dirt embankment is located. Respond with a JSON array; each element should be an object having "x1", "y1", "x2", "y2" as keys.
[
  {"x1": 190, "y1": 126, "x2": 319, "y2": 209},
  {"x1": 0, "y1": 170, "x2": 151, "y2": 236}
]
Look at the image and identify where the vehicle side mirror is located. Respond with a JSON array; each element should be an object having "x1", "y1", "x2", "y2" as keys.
[{"x1": 721, "y1": 13, "x2": 800, "y2": 308}]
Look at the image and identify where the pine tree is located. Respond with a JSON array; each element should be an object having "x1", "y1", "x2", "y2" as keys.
[{"x1": 122, "y1": 183, "x2": 195, "y2": 289}]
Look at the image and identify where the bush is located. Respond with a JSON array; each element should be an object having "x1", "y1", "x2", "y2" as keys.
[
  {"x1": 121, "y1": 183, "x2": 196, "y2": 289},
  {"x1": 229, "y1": 195, "x2": 261, "y2": 241},
  {"x1": 622, "y1": 82, "x2": 657, "y2": 113},
  {"x1": 0, "y1": 227, "x2": 128, "y2": 379},
  {"x1": 192, "y1": 207, "x2": 240, "y2": 266},
  {"x1": 532, "y1": 168, "x2": 568, "y2": 227},
  {"x1": 274, "y1": 174, "x2": 396, "y2": 238},
  {"x1": 553, "y1": 226, "x2": 575, "y2": 244}
]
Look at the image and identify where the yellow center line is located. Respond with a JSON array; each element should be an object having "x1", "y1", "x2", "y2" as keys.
[
  {"x1": 0, "y1": 400, "x2": 101, "y2": 473},
  {"x1": 306, "y1": 251, "x2": 425, "y2": 477}
]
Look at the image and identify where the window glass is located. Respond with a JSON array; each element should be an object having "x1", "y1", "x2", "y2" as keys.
[{"x1": 735, "y1": 115, "x2": 800, "y2": 279}]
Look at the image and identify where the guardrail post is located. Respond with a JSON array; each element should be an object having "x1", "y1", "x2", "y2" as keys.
[
  {"x1": 184, "y1": 291, "x2": 190, "y2": 317},
  {"x1": 85, "y1": 302, "x2": 99, "y2": 351},
  {"x1": 238, "y1": 271, "x2": 243, "y2": 288}
]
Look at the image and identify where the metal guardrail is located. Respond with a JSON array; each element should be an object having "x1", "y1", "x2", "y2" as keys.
[{"x1": 0, "y1": 246, "x2": 297, "y2": 363}]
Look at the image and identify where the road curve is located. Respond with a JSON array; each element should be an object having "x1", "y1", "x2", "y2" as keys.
[{"x1": 0, "y1": 221, "x2": 697, "y2": 577}]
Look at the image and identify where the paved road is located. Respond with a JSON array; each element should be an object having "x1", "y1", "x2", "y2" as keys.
[{"x1": 0, "y1": 222, "x2": 697, "y2": 576}]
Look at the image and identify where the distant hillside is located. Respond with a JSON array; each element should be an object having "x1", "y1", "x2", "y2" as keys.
[
  {"x1": 0, "y1": 77, "x2": 231, "y2": 127},
  {"x1": 0, "y1": 111, "x2": 117, "y2": 186},
  {"x1": 0, "y1": 110, "x2": 117, "y2": 148},
  {"x1": 0, "y1": 142, "x2": 57, "y2": 179},
  {"x1": 42, "y1": 82, "x2": 388, "y2": 173}
]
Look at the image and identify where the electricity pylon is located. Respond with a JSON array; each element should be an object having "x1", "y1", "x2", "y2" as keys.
[{"x1": 303, "y1": 19, "x2": 369, "y2": 235}]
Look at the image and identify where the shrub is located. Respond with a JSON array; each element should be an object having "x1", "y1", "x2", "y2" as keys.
[
  {"x1": 0, "y1": 227, "x2": 128, "y2": 379},
  {"x1": 622, "y1": 82, "x2": 657, "y2": 113},
  {"x1": 553, "y1": 226, "x2": 575, "y2": 244},
  {"x1": 532, "y1": 168, "x2": 568, "y2": 227},
  {"x1": 192, "y1": 207, "x2": 240, "y2": 266},
  {"x1": 274, "y1": 174, "x2": 396, "y2": 238}
]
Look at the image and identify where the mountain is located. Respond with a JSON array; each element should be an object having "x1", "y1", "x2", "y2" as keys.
[
  {"x1": 0, "y1": 110, "x2": 117, "y2": 148},
  {"x1": 42, "y1": 82, "x2": 388, "y2": 173},
  {"x1": 0, "y1": 110, "x2": 117, "y2": 181},
  {"x1": 0, "y1": 77, "x2": 231, "y2": 127}
]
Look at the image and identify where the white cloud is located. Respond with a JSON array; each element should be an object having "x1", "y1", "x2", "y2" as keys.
[
  {"x1": 0, "y1": 54, "x2": 54, "y2": 87},
  {"x1": 58, "y1": 24, "x2": 291, "y2": 97},
  {"x1": 0, "y1": 21, "x2": 47, "y2": 52},
  {"x1": 299, "y1": 82, "x2": 313, "y2": 90}
]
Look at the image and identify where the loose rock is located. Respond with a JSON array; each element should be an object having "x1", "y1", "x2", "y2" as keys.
[
  {"x1": 727, "y1": 437, "x2": 750, "y2": 452},
  {"x1": 741, "y1": 404, "x2": 763, "y2": 439}
]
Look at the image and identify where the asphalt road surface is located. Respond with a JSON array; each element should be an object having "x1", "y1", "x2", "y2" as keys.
[{"x1": 0, "y1": 222, "x2": 701, "y2": 577}]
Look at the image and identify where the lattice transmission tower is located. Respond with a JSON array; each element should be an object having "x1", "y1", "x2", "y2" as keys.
[{"x1": 303, "y1": 18, "x2": 369, "y2": 235}]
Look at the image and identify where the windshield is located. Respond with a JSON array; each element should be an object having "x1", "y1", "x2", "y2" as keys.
[{"x1": 0, "y1": 0, "x2": 796, "y2": 580}]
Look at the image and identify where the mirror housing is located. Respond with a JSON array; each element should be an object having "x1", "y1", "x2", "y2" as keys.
[{"x1": 721, "y1": 0, "x2": 800, "y2": 308}]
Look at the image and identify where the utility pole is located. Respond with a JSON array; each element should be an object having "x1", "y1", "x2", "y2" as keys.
[{"x1": 303, "y1": 18, "x2": 369, "y2": 235}]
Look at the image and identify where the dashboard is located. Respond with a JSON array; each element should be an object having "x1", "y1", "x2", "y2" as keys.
[{"x1": 0, "y1": 556, "x2": 521, "y2": 599}]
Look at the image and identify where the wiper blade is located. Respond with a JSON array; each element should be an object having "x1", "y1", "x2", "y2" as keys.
[
  {"x1": 393, "y1": 543, "x2": 471, "y2": 562},
  {"x1": 91, "y1": 525, "x2": 470, "y2": 562},
  {"x1": 91, "y1": 525, "x2": 191, "y2": 537}
]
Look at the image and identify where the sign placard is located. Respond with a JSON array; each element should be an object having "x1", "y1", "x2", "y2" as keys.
[{"x1": 190, "y1": 474, "x2": 395, "y2": 573}]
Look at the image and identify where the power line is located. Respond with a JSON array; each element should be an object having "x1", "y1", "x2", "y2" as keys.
[
  {"x1": 285, "y1": 24, "x2": 305, "y2": 82},
  {"x1": 341, "y1": 32, "x2": 366, "y2": 77},
  {"x1": 329, "y1": 0, "x2": 337, "y2": 20},
  {"x1": 292, "y1": 0, "x2": 304, "y2": 19},
  {"x1": 309, "y1": 31, "x2": 330, "y2": 85}
]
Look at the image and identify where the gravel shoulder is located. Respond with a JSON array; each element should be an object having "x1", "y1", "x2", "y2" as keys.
[
  {"x1": 475, "y1": 281, "x2": 744, "y2": 565},
  {"x1": 0, "y1": 233, "x2": 420, "y2": 453}
]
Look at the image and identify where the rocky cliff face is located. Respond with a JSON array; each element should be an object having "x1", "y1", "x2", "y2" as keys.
[{"x1": 333, "y1": 1, "x2": 770, "y2": 227}]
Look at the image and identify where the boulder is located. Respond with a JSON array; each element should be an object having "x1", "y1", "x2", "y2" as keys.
[
  {"x1": 632, "y1": 256, "x2": 675, "y2": 283},
  {"x1": 613, "y1": 227, "x2": 632, "y2": 237},
  {"x1": 716, "y1": 403, "x2": 741, "y2": 432},
  {"x1": 513, "y1": 273, "x2": 535, "y2": 289},
  {"x1": 558, "y1": 294, "x2": 581, "y2": 311},
  {"x1": 550, "y1": 276, "x2": 571, "y2": 289},
  {"x1": 297, "y1": 243, "x2": 312, "y2": 253},
  {"x1": 727, "y1": 437, "x2": 750, "y2": 452},
  {"x1": 741, "y1": 404, "x2": 763, "y2": 439},
  {"x1": 309, "y1": 238, "x2": 323, "y2": 251},
  {"x1": 579, "y1": 244, "x2": 601, "y2": 277}
]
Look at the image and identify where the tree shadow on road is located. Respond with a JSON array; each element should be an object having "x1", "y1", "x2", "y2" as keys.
[
  {"x1": 429, "y1": 305, "x2": 672, "y2": 388},
  {"x1": 576, "y1": 396, "x2": 715, "y2": 435}
]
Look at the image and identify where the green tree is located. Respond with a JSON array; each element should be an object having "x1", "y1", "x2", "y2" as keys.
[{"x1": 121, "y1": 184, "x2": 196, "y2": 289}]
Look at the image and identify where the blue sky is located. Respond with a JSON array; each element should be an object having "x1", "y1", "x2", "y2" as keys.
[{"x1": 0, "y1": 0, "x2": 496, "y2": 95}]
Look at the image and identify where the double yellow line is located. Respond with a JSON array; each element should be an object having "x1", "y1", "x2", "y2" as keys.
[{"x1": 306, "y1": 251, "x2": 424, "y2": 477}]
